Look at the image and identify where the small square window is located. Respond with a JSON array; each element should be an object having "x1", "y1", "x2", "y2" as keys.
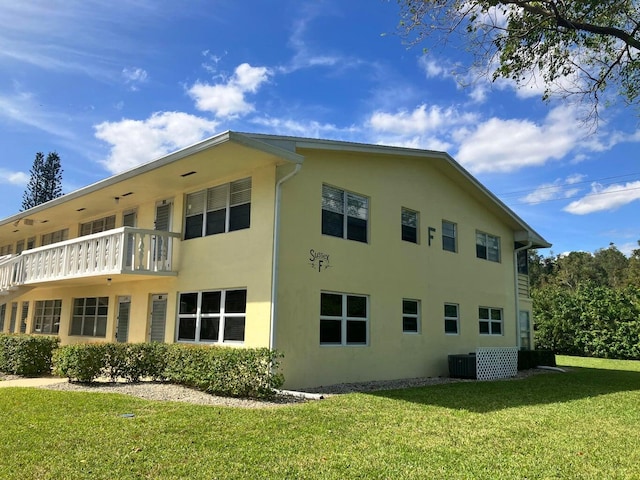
[
  {"x1": 320, "y1": 292, "x2": 369, "y2": 345},
  {"x1": 479, "y1": 307, "x2": 503, "y2": 335}
]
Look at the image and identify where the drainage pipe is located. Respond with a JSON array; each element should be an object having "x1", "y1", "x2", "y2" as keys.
[{"x1": 269, "y1": 163, "x2": 302, "y2": 351}]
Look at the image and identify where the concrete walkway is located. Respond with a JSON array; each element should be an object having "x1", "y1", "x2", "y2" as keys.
[{"x1": 0, "y1": 376, "x2": 67, "y2": 388}]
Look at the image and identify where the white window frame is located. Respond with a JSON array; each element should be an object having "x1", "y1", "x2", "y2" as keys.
[
  {"x1": 442, "y1": 220, "x2": 457, "y2": 253},
  {"x1": 70, "y1": 297, "x2": 108, "y2": 338},
  {"x1": 176, "y1": 289, "x2": 247, "y2": 344},
  {"x1": 80, "y1": 215, "x2": 116, "y2": 236},
  {"x1": 33, "y1": 299, "x2": 62, "y2": 335},
  {"x1": 402, "y1": 299, "x2": 420, "y2": 333},
  {"x1": 479, "y1": 307, "x2": 503, "y2": 336},
  {"x1": 401, "y1": 208, "x2": 419, "y2": 244},
  {"x1": 184, "y1": 178, "x2": 251, "y2": 240},
  {"x1": 41, "y1": 229, "x2": 69, "y2": 246},
  {"x1": 320, "y1": 292, "x2": 369, "y2": 346},
  {"x1": 476, "y1": 231, "x2": 501, "y2": 262},
  {"x1": 444, "y1": 303, "x2": 460, "y2": 335},
  {"x1": 321, "y1": 184, "x2": 369, "y2": 243}
]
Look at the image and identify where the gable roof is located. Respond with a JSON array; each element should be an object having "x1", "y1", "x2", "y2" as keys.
[
  {"x1": 1, "y1": 130, "x2": 549, "y2": 248},
  {"x1": 243, "y1": 132, "x2": 551, "y2": 249}
]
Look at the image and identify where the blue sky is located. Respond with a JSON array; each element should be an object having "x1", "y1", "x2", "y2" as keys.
[{"x1": 1, "y1": 0, "x2": 639, "y2": 256}]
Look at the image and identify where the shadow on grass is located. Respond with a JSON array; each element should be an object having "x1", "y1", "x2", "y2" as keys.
[{"x1": 367, "y1": 367, "x2": 640, "y2": 413}]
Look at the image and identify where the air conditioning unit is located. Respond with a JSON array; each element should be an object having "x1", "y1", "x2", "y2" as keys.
[{"x1": 448, "y1": 353, "x2": 476, "y2": 379}]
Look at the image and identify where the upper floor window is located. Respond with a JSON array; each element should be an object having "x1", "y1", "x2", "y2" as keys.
[
  {"x1": 442, "y1": 220, "x2": 457, "y2": 252},
  {"x1": 401, "y1": 208, "x2": 418, "y2": 243},
  {"x1": 41, "y1": 229, "x2": 69, "y2": 246},
  {"x1": 177, "y1": 289, "x2": 246, "y2": 343},
  {"x1": 517, "y1": 250, "x2": 529, "y2": 274},
  {"x1": 0, "y1": 244, "x2": 13, "y2": 256},
  {"x1": 80, "y1": 215, "x2": 116, "y2": 236},
  {"x1": 322, "y1": 184, "x2": 368, "y2": 243},
  {"x1": 184, "y1": 178, "x2": 251, "y2": 240},
  {"x1": 479, "y1": 307, "x2": 503, "y2": 335},
  {"x1": 320, "y1": 292, "x2": 368, "y2": 345},
  {"x1": 476, "y1": 231, "x2": 500, "y2": 262}
]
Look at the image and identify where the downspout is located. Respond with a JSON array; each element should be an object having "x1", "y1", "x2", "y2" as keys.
[
  {"x1": 514, "y1": 240, "x2": 532, "y2": 350},
  {"x1": 269, "y1": 163, "x2": 302, "y2": 350}
]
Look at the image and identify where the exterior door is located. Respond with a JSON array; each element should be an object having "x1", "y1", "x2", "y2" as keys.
[
  {"x1": 149, "y1": 294, "x2": 167, "y2": 342},
  {"x1": 116, "y1": 296, "x2": 131, "y2": 343}
]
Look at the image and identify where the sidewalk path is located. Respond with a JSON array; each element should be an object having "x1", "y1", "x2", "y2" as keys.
[{"x1": 0, "y1": 376, "x2": 67, "y2": 388}]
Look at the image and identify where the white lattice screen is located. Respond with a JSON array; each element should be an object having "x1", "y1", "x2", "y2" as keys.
[{"x1": 476, "y1": 347, "x2": 518, "y2": 381}]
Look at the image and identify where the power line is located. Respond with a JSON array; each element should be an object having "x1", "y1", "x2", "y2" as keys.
[{"x1": 497, "y1": 172, "x2": 640, "y2": 200}]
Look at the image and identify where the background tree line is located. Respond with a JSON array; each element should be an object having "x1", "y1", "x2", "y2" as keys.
[{"x1": 530, "y1": 243, "x2": 640, "y2": 359}]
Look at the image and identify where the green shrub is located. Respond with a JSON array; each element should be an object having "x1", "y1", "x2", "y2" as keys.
[
  {"x1": 53, "y1": 343, "x2": 106, "y2": 383},
  {"x1": 518, "y1": 350, "x2": 556, "y2": 370},
  {"x1": 0, "y1": 334, "x2": 60, "y2": 376},
  {"x1": 164, "y1": 345, "x2": 284, "y2": 399},
  {"x1": 119, "y1": 342, "x2": 169, "y2": 382},
  {"x1": 51, "y1": 341, "x2": 283, "y2": 398}
]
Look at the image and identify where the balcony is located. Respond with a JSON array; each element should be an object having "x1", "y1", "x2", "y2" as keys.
[{"x1": 0, "y1": 227, "x2": 180, "y2": 296}]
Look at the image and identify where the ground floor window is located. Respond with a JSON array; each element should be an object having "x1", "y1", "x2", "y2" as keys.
[
  {"x1": 320, "y1": 292, "x2": 368, "y2": 345},
  {"x1": 402, "y1": 299, "x2": 420, "y2": 333},
  {"x1": 444, "y1": 303, "x2": 459, "y2": 335},
  {"x1": 479, "y1": 307, "x2": 503, "y2": 335},
  {"x1": 33, "y1": 300, "x2": 62, "y2": 334},
  {"x1": 177, "y1": 289, "x2": 246, "y2": 343},
  {"x1": 70, "y1": 297, "x2": 108, "y2": 337}
]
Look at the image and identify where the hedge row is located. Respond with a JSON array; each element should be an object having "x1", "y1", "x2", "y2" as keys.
[
  {"x1": 518, "y1": 350, "x2": 556, "y2": 370},
  {"x1": 0, "y1": 334, "x2": 60, "y2": 376},
  {"x1": 53, "y1": 343, "x2": 284, "y2": 399}
]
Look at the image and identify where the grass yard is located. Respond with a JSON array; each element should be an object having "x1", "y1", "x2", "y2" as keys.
[{"x1": 1, "y1": 355, "x2": 639, "y2": 479}]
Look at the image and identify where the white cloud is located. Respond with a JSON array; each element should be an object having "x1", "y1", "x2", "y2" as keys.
[
  {"x1": 368, "y1": 104, "x2": 469, "y2": 136},
  {"x1": 564, "y1": 181, "x2": 640, "y2": 215},
  {"x1": 0, "y1": 169, "x2": 28, "y2": 186},
  {"x1": 122, "y1": 67, "x2": 148, "y2": 91},
  {"x1": 94, "y1": 111, "x2": 218, "y2": 173},
  {"x1": 187, "y1": 63, "x2": 271, "y2": 118},
  {"x1": 455, "y1": 106, "x2": 581, "y2": 173},
  {"x1": 520, "y1": 175, "x2": 585, "y2": 205}
]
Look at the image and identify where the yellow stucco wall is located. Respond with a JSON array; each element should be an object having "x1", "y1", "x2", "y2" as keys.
[{"x1": 275, "y1": 150, "x2": 522, "y2": 388}]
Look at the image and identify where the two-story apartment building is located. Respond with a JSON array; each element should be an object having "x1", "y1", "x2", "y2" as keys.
[{"x1": 0, "y1": 131, "x2": 549, "y2": 388}]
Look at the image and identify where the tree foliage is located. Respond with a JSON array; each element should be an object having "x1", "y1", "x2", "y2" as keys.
[
  {"x1": 530, "y1": 243, "x2": 640, "y2": 359},
  {"x1": 22, "y1": 151, "x2": 63, "y2": 210},
  {"x1": 397, "y1": 0, "x2": 640, "y2": 118}
]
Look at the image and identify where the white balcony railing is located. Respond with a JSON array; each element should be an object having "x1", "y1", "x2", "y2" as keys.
[{"x1": 0, "y1": 227, "x2": 180, "y2": 293}]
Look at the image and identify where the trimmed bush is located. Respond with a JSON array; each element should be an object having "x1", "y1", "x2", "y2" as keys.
[
  {"x1": 52, "y1": 342, "x2": 284, "y2": 399},
  {"x1": 164, "y1": 345, "x2": 284, "y2": 399},
  {"x1": 0, "y1": 334, "x2": 60, "y2": 376},
  {"x1": 53, "y1": 343, "x2": 106, "y2": 383}
]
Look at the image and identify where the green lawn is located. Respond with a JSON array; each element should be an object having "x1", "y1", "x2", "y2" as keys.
[{"x1": 1, "y1": 356, "x2": 639, "y2": 479}]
